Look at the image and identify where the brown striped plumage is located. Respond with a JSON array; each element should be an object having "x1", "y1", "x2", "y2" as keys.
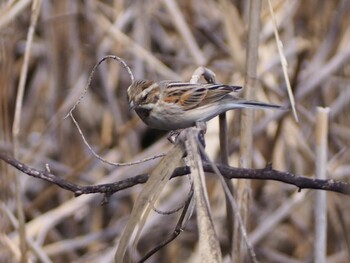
[{"x1": 127, "y1": 79, "x2": 284, "y2": 130}]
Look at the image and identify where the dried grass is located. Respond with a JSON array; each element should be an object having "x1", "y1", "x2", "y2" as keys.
[{"x1": 0, "y1": 0, "x2": 349, "y2": 262}]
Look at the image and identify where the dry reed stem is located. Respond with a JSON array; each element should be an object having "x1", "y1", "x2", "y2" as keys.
[
  {"x1": 314, "y1": 107, "x2": 329, "y2": 263},
  {"x1": 185, "y1": 127, "x2": 222, "y2": 262},
  {"x1": 199, "y1": 145, "x2": 258, "y2": 263},
  {"x1": 267, "y1": 0, "x2": 298, "y2": 122},
  {"x1": 115, "y1": 143, "x2": 185, "y2": 262},
  {"x1": 11, "y1": 1, "x2": 41, "y2": 261},
  {"x1": 235, "y1": 0, "x2": 262, "y2": 261}
]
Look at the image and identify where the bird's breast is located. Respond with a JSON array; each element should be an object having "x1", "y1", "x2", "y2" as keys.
[{"x1": 135, "y1": 107, "x2": 152, "y2": 125}]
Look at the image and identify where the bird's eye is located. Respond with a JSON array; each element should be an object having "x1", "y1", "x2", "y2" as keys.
[{"x1": 142, "y1": 93, "x2": 149, "y2": 102}]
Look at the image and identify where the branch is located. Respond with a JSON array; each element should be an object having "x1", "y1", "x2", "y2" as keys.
[
  {"x1": 0, "y1": 152, "x2": 349, "y2": 198},
  {"x1": 202, "y1": 163, "x2": 350, "y2": 195},
  {"x1": 0, "y1": 151, "x2": 148, "y2": 200}
]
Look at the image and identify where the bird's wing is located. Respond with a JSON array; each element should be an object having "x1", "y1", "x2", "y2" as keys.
[
  {"x1": 198, "y1": 84, "x2": 242, "y2": 106},
  {"x1": 162, "y1": 81, "x2": 242, "y2": 110},
  {"x1": 161, "y1": 82, "x2": 205, "y2": 110}
]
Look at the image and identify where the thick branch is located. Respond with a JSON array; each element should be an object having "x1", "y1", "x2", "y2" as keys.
[
  {"x1": 202, "y1": 163, "x2": 349, "y2": 195},
  {"x1": 0, "y1": 152, "x2": 349, "y2": 197},
  {"x1": 0, "y1": 151, "x2": 148, "y2": 197}
]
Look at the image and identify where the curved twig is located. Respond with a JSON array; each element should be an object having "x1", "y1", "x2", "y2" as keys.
[
  {"x1": 64, "y1": 56, "x2": 164, "y2": 166},
  {"x1": 64, "y1": 55, "x2": 134, "y2": 118}
]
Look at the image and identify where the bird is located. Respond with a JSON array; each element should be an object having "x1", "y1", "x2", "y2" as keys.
[{"x1": 127, "y1": 79, "x2": 284, "y2": 131}]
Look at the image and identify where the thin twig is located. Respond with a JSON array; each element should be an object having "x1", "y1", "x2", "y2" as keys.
[
  {"x1": 68, "y1": 112, "x2": 165, "y2": 167},
  {"x1": 65, "y1": 55, "x2": 165, "y2": 166},
  {"x1": 64, "y1": 55, "x2": 134, "y2": 118}
]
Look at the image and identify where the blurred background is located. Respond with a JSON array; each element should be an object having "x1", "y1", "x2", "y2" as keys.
[{"x1": 0, "y1": 0, "x2": 349, "y2": 262}]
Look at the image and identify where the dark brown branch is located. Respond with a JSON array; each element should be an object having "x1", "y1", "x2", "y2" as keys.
[
  {"x1": 0, "y1": 152, "x2": 349, "y2": 197},
  {"x1": 0, "y1": 151, "x2": 148, "y2": 198},
  {"x1": 202, "y1": 163, "x2": 350, "y2": 195}
]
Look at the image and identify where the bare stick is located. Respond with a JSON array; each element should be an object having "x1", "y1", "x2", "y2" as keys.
[{"x1": 314, "y1": 107, "x2": 329, "y2": 263}]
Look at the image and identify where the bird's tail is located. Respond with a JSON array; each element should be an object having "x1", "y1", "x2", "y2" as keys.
[{"x1": 236, "y1": 100, "x2": 288, "y2": 110}]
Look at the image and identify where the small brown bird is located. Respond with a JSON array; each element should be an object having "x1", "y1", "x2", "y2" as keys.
[{"x1": 127, "y1": 80, "x2": 283, "y2": 130}]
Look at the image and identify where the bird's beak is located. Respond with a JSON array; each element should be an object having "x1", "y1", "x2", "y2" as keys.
[{"x1": 129, "y1": 101, "x2": 136, "y2": 111}]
